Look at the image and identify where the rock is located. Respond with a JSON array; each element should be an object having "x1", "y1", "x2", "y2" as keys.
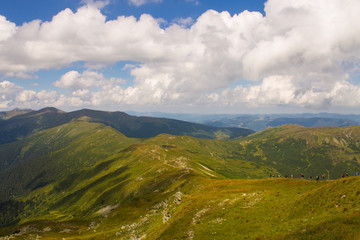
[
  {"x1": 88, "y1": 222, "x2": 99, "y2": 230},
  {"x1": 174, "y1": 191, "x2": 182, "y2": 204},
  {"x1": 96, "y1": 204, "x2": 119, "y2": 217},
  {"x1": 163, "y1": 212, "x2": 171, "y2": 223},
  {"x1": 42, "y1": 227, "x2": 51, "y2": 232}
]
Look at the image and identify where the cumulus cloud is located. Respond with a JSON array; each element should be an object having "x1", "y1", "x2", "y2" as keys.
[
  {"x1": 0, "y1": 16, "x2": 16, "y2": 41},
  {"x1": 0, "y1": 81, "x2": 23, "y2": 108},
  {"x1": 53, "y1": 70, "x2": 132, "y2": 106},
  {"x1": 1, "y1": 0, "x2": 360, "y2": 111},
  {"x1": 0, "y1": 81, "x2": 60, "y2": 109},
  {"x1": 54, "y1": 70, "x2": 124, "y2": 90}
]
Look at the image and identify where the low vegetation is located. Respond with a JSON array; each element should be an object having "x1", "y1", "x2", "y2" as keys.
[{"x1": 0, "y1": 113, "x2": 360, "y2": 239}]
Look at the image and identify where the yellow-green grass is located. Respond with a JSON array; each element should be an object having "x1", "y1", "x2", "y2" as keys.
[{"x1": 1, "y1": 177, "x2": 360, "y2": 239}]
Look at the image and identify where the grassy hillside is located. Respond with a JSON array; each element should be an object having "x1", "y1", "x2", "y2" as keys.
[
  {"x1": 0, "y1": 120, "x2": 139, "y2": 203},
  {"x1": 1, "y1": 123, "x2": 360, "y2": 239},
  {"x1": 1, "y1": 176, "x2": 360, "y2": 239},
  {"x1": 236, "y1": 125, "x2": 360, "y2": 179}
]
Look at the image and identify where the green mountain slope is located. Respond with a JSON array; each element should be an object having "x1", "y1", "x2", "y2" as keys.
[
  {"x1": 236, "y1": 125, "x2": 360, "y2": 179},
  {"x1": 1, "y1": 123, "x2": 360, "y2": 239},
  {"x1": 0, "y1": 120, "x2": 139, "y2": 203},
  {"x1": 0, "y1": 107, "x2": 254, "y2": 145}
]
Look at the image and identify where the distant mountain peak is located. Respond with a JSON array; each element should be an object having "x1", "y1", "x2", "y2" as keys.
[{"x1": 37, "y1": 107, "x2": 64, "y2": 113}]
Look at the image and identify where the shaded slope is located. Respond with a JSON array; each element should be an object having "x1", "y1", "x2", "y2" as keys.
[
  {"x1": 0, "y1": 107, "x2": 67, "y2": 144},
  {"x1": 0, "y1": 120, "x2": 139, "y2": 203},
  {"x1": 69, "y1": 109, "x2": 254, "y2": 139}
]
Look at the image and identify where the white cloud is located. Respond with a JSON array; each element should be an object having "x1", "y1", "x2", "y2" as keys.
[
  {"x1": 1, "y1": 0, "x2": 360, "y2": 111},
  {"x1": 58, "y1": 70, "x2": 125, "y2": 89},
  {"x1": 0, "y1": 81, "x2": 60, "y2": 109},
  {"x1": 53, "y1": 70, "x2": 130, "y2": 106},
  {"x1": 0, "y1": 16, "x2": 16, "y2": 42},
  {"x1": 210, "y1": 75, "x2": 360, "y2": 111},
  {"x1": 16, "y1": 90, "x2": 37, "y2": 103},
  {"x1": 0, "y1": 6, "x2": 167, "y2": 75},
  {"x1": 0, "y1": 81, "x2": 23, "y2": 108},
  {"x1": 128, "y1": 0, "x2": 163, "y2": 7},
  {"x1": 53, "y1": 70, "x2": 119, "y2": 90}
]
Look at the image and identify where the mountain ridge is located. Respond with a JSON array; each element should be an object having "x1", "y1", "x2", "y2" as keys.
[
  {"x1": 0, "y1": 107, "x2": 254, "y2": 145},
  {"x1": 128, "y1": 111, "x2": 360, "y2": 131}
]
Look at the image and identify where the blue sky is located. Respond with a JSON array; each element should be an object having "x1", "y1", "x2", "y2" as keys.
[
  {"x1": 1, "y1": 0, "x2": 360, "y2": 113},
  {"x1": 0, "y1": 0, "x2": 266, "y2": 25}
]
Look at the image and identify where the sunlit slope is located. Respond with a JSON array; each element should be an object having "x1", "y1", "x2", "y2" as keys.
[
  {"x1": 235, "y1": 125, "x2": 360, "y2": 179},
  {"x1": 157, "y1": 177, "x2": 360, "y2": 240}
]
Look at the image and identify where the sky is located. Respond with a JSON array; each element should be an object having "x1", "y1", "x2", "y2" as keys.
[{"x1": 1, "y1": 0, "x2": 360, "y2": 114}]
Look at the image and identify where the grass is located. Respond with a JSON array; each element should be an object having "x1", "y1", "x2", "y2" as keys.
[
  {"x1": 1, "y1": 176, "x2": 360, "y2": 239},
  {"x1": 1, "y1": 123, "x2": 360, "y2": 239}
]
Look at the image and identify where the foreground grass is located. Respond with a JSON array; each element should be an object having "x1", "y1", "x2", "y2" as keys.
[{"x1": 1, "y1": 177, "x2": 359, "y2": 240}]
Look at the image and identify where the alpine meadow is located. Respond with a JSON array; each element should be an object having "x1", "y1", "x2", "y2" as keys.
[
  {"x1": 2, "y1": 0, "x2": 360, "y2": 239},
  {"x1": 0, "y1": 108, "x2": 360, "y2": 239}
]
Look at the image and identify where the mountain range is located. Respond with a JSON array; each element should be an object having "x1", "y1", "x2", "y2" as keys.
[
  {"x1": 0, "y1": 107, "x2": 254, "y2": 145},
  {"x1": 0, "y1": 108, "x2": 360, "y2": 239},
  {"x1": 128, "y1": 111, "x2": 360, "y2": 131}
]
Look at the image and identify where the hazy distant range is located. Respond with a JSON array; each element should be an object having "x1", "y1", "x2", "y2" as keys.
[{"x1": 127, "y1": 112, "x2": 360, "y2": 132}]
